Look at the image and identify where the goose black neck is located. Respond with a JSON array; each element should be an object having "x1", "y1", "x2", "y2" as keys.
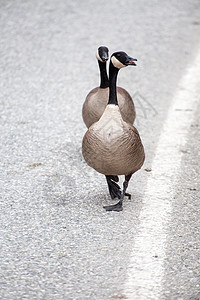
[
  {"x1": 108, "y1": 62, "x2": 119, "y2": 105},
  {"x1": 98, "y1": 60, "x2": 109, "y2": 88}
]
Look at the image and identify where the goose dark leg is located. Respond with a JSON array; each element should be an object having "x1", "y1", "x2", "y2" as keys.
[
  {"x1": 124, "y1": 173, "x2": 132, "y2": 199},
  {"x1": 105, "y1": 175, "x2": 121, "y2": 200},
  {"x1": 103, "y1": 174, "x2": 133, "y2": 212}
]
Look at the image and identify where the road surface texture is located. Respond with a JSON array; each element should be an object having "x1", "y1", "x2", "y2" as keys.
[{"x1": 0, "y1": 0, "x2": 200, "y2": 299}]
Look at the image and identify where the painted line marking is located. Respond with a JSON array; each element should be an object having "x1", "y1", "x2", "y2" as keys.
[{"x1": 124, "y1": 49, "x2": 200, "y2": 300}]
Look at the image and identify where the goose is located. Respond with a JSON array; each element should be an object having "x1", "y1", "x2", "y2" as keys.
[
  {"x1": 82, "y1": 46, "x2": 136, "y2": 129},
  {"x1": 82, "y1": 51, "x2": 145, "y2": 211}
]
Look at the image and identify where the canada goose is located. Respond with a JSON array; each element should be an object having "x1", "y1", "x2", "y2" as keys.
[
  {"x1": 82, "y1": 51, "x2": 145, "y2": 211},
  {"x1": 82, "y1": 46, "x2": 136, "y2": 129}
]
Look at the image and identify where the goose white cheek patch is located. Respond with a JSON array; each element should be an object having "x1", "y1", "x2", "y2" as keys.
[
  {"x1": 111, "y1": 56, "x2": 126, "y2": 69},
  {"x1": 96, "y1": 50, "x2": 104, "y2": 62}
]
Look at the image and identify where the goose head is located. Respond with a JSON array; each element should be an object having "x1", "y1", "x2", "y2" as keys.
[
  {"x1": 111, "y1": 51, "x2": 137, "y2": 69},
  {"x1": 96, "y1": 46, "x2": 109, "y2": 62}
]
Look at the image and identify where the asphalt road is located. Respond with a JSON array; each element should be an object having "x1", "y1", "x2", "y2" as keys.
[{"x1": 0, "y1": 0, "x2": 200, "y2": 299}]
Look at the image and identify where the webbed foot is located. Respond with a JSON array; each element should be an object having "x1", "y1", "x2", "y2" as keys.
[
  {"x1": 103, "y1": 200, "x2": 123, "y2": 212},
  {"x1": 125, "y1": 192, "x2": 131, "y2": 199}
]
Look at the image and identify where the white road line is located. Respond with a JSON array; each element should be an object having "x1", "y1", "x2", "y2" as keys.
[{"x1": 124, "y1": 49, "x2": 200, "y2": 300}]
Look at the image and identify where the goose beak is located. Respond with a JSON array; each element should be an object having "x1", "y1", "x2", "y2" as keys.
[
  {"x1": 101, "y1": 54, "x2": 109, "y2": 62},
  {"x1": 125, "y1": 57, "x2": 137, "y2": 66}
]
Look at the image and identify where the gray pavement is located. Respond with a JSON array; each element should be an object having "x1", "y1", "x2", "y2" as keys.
[{"x1": 0, "y1": 0, "x2": 200, "y2": 299}]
